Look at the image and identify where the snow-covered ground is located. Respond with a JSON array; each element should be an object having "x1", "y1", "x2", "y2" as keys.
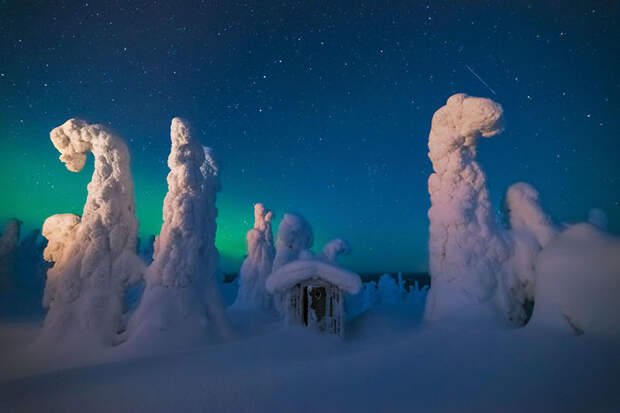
[{"x1": 1, "y1": 279, "x2": 619, "y2": 413}]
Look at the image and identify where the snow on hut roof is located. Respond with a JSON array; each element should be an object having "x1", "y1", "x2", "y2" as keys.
[{"x1": 266, "y1": 258, "x2": 362, "y2": 295}]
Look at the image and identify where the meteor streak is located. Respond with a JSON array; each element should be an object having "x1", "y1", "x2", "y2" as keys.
[{"x1": 465, "y1": 64, "x2": 497, "y2": 95}]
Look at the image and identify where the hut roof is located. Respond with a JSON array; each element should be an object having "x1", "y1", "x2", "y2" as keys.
[{"x1": 266, "y1": 258, "x2": 362, "y2": 295}]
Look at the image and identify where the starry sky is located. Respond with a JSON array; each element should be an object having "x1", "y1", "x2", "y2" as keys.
[{"x1": 1, "y1": 1, "x2": 618, "y2": 273}]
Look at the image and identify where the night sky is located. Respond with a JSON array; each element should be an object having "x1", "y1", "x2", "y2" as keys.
[{"x1": 1, "y1": 1, "x2": 618, "y2": 273}]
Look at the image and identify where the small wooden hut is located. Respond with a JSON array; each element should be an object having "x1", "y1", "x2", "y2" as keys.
[{"x1": 266, "y1": 259, "x2": 361, "y2": 337}]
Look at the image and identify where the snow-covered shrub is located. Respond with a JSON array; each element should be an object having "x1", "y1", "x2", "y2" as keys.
[
  {"x1": 39, "y1": 119, "x2": 144, "y2": 346},
  {"x1": 346, "y1": 274, "x2": 429, "y2": 317},
  {"x1": 15, "y1": 229, "x2": 49, "y2": 290},
  {"x1": 528, "y1": 223, "x2": 620, "y2": 337},
  {"x1": 128, "y1": 118, "x2": 230, "y2": 347},
  {"x1": 588, "y1": 208, "x2": 608, "y2": 230},
  {"x1": 0, "y1": 219, "x2": 21, "y2": 291},
  {"x1": 234, "y1": 203, "x2": 276, "y2": 310},
  {"x1": 321, "y1": 239, "x2": 351, "y2": 263},
  {"x1": 377, "y1": 274, "x2": 402, "y2": 305}
]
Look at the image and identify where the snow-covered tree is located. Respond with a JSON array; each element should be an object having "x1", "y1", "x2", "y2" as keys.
[
  {"x1": 272, "y1": 213, "x2": 313, "y2": 271},
  {"x1": 128, "y1": 118, "x2": 230, "y2": 348},
  {"x1": 425, "y1": 94, "x2": 525, "y2": 326},
  {"x1": 424, "y1": 94, "x2": 565, "y2": 327},
  {"x1": 0, "y1": 219, "x2": 21, "y2": 291},
  {"x1": 39, "y1": 119, "x2": 143, "y2": 346},
  {"x1": 234, "y1": 203, "x2": 276, "y2": 310},
  {"x1": 201, "y1": 146, "x2": 226, "y2": 286},
  {"x1": 503, "y1": 183, "x2": 557, "y2": 304},
  {"x1": 320, "y1": 238, "x2": 351, "y2": 264}
]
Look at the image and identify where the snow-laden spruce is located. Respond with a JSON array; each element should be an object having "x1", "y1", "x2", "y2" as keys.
[
  {"x1": 233, "y1": 203, "x2": 276, "y2": 310},
  {"x1": 503, "y1": 183, "x2": 558, "y2": 304},
  {"x1": 0, "y1": 219, "x2": 21, "y2": 291},
  {"x1": 39, "y1": 119, "x2": 144, "y2": 347},
  {"x1": 272, "y1": 213, "x2": 314, "y2": 271},
  {"x1": 128, "y1": 118, "x2": 230, "y2": 348},
  {"x1": 425, "y1": 94, "x2": 557, "y2": 326}
]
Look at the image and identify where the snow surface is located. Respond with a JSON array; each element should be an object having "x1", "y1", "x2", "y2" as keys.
[
  {"x1": 234, "y1": 203, "x2": 276, "y2": 310},
  {"x1": 266, "y1": 258, "x2": 362, "y2": 295},
  {"x1": 38, "y1": 119, "x2": 144, "y2": 348},
  {"x1": 1, "y1": 282, "x2": 618, "y2": 412}
]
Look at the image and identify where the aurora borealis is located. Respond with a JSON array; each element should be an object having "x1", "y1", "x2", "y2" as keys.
[{"x1": 1, "y1": 1, "x2": 618, "y2": 273}]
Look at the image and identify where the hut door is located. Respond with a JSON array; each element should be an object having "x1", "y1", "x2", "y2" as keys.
[
  {"x1": 302, "y1": 286, "x2": 309, "y2": 326},
  {"x1": 306, "y1": 285, "x2": 327, "y2": 331}
]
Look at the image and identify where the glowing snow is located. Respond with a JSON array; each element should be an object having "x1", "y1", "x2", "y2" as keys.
[
  {"x1": 425, "y1": 94, "x2": 557, "y2": 326},
  {"x1": 39, "y1": 119, "x2": 143, "y2": 347}
]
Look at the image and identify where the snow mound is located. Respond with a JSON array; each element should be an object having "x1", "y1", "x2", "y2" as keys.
[
  {"x1": 266, "y1": 259, "x2": 362, "y2": 295},
  {"x1": 529, "y1": 223, "x2": 620, "y2": 337}
]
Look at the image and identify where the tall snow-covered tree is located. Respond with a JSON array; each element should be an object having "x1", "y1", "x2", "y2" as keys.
[
  {"x1": 425, "y1": 94, "x2": 525, "y2": 325},
  {"x1": 425, "y1": 94, "x2": 561, "y2": 326},
  {"x1": 234, "y1": 203, "x2": 276, "y2": 310},
  {"x1": 128, "y1": 118, "x2": 230, "y2": 348},
  {"x1": 39, "y1": 119, "x2": 143, "y2": 346}
]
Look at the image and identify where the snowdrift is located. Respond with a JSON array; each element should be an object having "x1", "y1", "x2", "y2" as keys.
[{"x1": 529, "y1": 223, "x2": 620, "y2": 337}]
